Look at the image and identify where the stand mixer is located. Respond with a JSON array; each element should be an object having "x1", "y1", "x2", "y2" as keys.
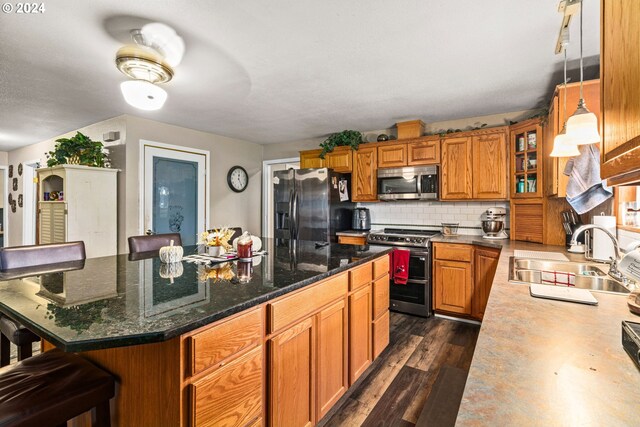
[{"x1": 481, "y1": 207, "x2": 509, "y2": 239}]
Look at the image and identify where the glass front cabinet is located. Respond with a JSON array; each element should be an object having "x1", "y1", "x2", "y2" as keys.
[{"x1": 510, "y1": 118, "x2": 543, "y2": 199}]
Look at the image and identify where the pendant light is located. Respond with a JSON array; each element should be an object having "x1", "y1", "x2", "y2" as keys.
[
  {"x1": 565, "y1": 0, "x2": 600, "y2": 145},
  {"x1": 551, "y1": 29, "x2": 580, "y2": 157}
]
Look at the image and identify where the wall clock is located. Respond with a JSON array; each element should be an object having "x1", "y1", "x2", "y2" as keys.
[{"x1": 227, "y1": 166, "x2": 249, "y2": 193}]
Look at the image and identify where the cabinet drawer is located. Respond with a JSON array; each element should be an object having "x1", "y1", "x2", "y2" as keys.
[
  {"x1": 190, "y1": 346, "x2": 263, "y2": 427},
  {"x1": 434, "y1": 243, "x2": 473, "y2": 262},
  {"x1": 373, "y1": 255, "x2": 390, "y2": 279},
  {"x1": 349, "y1": 262, "x2": 372, "y2": 291},
  {"x1": 372, "y1": 276, "x2": 389, "y2": 320},
  {"x1": 188, "y1": 308, "x2": 262, "y2": 376},
  {"x1": 268, "y1": 272, "x2": 348, "y2": 334},
  {"x1": 338, "y1": 235, "x2": 367, "y2": 246},
  {"x1": 372, "y1": 310, "x2": 390, "y2": 359}
]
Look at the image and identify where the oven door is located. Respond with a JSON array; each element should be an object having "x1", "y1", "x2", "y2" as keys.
[
  {"x1": 389, "y1": 250, "x2": 431, "y2": 316},
  {"x1": 377, "y1": 168, "x2": 420, "y2": 201}
]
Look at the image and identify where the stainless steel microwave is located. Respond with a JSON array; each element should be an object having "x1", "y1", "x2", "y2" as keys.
[{"x1": 377, "y1": 165, "x2": 438, "y2": 201}]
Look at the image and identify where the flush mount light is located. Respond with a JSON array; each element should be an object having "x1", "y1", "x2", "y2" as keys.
[{"x1": 120, "y1": 80, "x2": 167, "y2": 111}]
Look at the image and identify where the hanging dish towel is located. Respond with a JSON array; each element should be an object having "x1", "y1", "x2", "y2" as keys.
[
  {"x1": 564, "y1": 144, "x2": 612, "y2": 214},
  {"x1": 392, "y1": 248, "x2": 410, "y2": 285}
]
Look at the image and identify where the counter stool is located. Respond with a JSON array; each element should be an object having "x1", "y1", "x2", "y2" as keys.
[
  {"x1": 0, "y1": 242, "x2": 86, "y2": 367},
  {"x1": 0, "y1": 349, "x2": 115, "y2": 427},
  {"x1": 128, "y1": 232, "x2": 182, "y2": 254}
]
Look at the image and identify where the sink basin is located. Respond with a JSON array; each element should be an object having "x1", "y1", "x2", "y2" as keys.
[{"x1": 509, "y1": 257, "x2": 631, "y2": 294}]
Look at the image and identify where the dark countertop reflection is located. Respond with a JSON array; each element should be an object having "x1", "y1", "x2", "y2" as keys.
[{"x1": 0, "y1": 239, "x2": 390, "y2": 352}]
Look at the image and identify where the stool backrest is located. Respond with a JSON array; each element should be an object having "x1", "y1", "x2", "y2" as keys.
[
  {"x1": 0, "y1": 242, "x2": 86, "y2": 271},
  {"x1": 128, "y1": 233, "x2": 182, "y2": 254}
]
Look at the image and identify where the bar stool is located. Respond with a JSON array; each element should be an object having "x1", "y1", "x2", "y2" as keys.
[
  {"x1": 0, "y1": 242, "x2": 86, "y2": 367},
  {"x1": 0, "y1": 349, "x2": 115, "y2": 427},
  {"x1": 128, "y1": 232, "x2": 182, "y2": 254}
]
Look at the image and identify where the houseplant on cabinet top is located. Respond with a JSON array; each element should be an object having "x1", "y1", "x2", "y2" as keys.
[
  {"x1": 319, "y1": 130, "x2": 364, "y2": 159},
  {"x1": 45, "y1": 132, "x2": 110, "y2": 167}
]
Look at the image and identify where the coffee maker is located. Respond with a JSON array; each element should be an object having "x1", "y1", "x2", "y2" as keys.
[
  {"x1": 481, "y1": 207, "x2": 509, "y2": 239},
  {"x1": 352, "y1": 208, "x2": 371, "y2": 231}
]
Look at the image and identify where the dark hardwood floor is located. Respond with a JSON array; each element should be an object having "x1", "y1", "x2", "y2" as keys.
[{"x1": 320, "y1": 312, "x2": 480, "y2": 427}]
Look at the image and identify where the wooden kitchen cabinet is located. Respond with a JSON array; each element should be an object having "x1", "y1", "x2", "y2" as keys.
[
  {"x1": 352, "y1": 146, "x2": 378, "y2": 202},
  {"x1": 348, "y1": 284, "x2": 372, "y2": 384},
  {"x1": 510, "y1": 198, "x2": 544, "y2": 243},
  {"x1": 317, "y1": 299, "x2": 348, "y2": 420},
  {"x1": 300, "y1": 149, "x2": 325, "y2": 169},
  {"x1": 472, "y1": 247, "x2": 500, "y2": 320},
  {"x1": 407, "y1": 136, "x2": 440, "y2": 165},
  {"x1": 440, "y1": 136, "x2": 473, "y2": 200},
  {"x1": 472, "y1": 132, "x2": 507, "y2": 199},
  {"x1": 510, "y1": 119, "x2": 543, "y2": 199},
  {"x1": 338, "y1": 235, "x2": 367, "y2": 245},
  {"x1": 269, "y1": 317, "x2": 316, "y2": 427},
  {"x1": 600, "y1": 0, "x2": 640, "y2": 185},
  {"x1": 377, "y1": 144, "x2": 407, "y2": 168},
  {"x1": 544, "y1": 80, "x2": 600, "y2": 197},
  {"x1": 433, "y1": 259, "x2": 472, "y2": 315},
  {"x1": 325, "y1": 147, "x2": 353, "y2": 173}
]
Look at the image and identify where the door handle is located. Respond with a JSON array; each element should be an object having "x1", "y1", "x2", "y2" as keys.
[{"x1": 145, "y1": 229, "x2": 155, "y2": 235}]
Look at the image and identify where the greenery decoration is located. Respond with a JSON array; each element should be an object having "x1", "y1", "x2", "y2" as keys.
[
  {"x1": 319, "y1": 130, "x2": 364, "y2": 159},
  {"x1": 45, "y1": 132, "x2": 109, "y2": 167}
]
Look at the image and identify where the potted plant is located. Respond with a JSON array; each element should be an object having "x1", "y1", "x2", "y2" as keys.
[
  {"x1": 319, "y1": 130, "x2": 364, "y2": 159},
  {"x1": 45, "y1": 132, "x2": 110, "y2": 167}
]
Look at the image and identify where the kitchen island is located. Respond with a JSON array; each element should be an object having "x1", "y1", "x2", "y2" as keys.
[
  {"x1": 0, "y1": 239, "x2": 392, "y2": 427},
  {"x1": 435, "y1": 236, "x2": 640, "y2": 426}
]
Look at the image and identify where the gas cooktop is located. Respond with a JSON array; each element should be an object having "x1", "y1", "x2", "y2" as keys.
[{"x1": 367, "y1": 228, "x2": 441, "y2": 248}]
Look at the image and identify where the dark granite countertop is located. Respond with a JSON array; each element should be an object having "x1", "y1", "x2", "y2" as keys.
[{"x1": 0, "y1": 239, "x2": 390, "y2": 352}]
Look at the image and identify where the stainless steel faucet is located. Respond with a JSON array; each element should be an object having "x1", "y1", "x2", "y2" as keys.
[{"x1": 570, "y1": 224, "x2": 627, "y2": 283}]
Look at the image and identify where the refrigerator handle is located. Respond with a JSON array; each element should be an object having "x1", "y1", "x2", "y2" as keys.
[
  {"x1": 288, "y1": 190, "x2": 295, "y2": 239},
  {"x1": 292, "y1": 191, "x2": 299, "y2": 239},
  {"x1": 417, "y1": 173, "x2": 422, "y2": 195}
]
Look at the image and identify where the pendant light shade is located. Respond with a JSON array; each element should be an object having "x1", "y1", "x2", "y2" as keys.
[
  {"x1": 550, "y1": 127, "x2": 580, "y2": 157},
  {"x1": 120, "y1": 80, "x2": 167, "y2": 111},
  {"x1": 566, "y1": 101, "x2": 600, "y2": 144}
]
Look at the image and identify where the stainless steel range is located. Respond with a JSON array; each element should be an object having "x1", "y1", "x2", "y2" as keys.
[{"x1": 367, "y1": 228, "x2": 440, "y2": 317}]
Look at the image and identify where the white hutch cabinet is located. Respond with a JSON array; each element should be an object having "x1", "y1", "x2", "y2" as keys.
[{"x1": 37, "y1": 165, "x2": 118, "y2": 258}]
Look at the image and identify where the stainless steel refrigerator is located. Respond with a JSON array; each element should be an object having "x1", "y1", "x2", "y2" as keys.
[{"x1": 273, "y1": 168, "x2": 354, "y2": 242}]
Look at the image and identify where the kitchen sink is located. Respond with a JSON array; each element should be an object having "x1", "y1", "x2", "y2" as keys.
[{"x1": 509, "y1": 257, "x2": 631, "y2": 294}]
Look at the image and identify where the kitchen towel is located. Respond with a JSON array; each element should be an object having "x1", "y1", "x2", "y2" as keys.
[
  {"x1": 392, "y1": 248, "x2": 410, "y2": 285},
  {"x1": 564, "y1": 144, "x2": 612, "y2": 214}
]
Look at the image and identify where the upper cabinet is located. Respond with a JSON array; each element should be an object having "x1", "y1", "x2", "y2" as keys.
[
  {"x1": 600, "y1": 0, "x2": 640, "y2": 185},
  {"x1": 352, "y1": 146, "x2": 378, "y2": 202},
  {"x1": 300, "y1": 149, "x2": 325, "y2": 169},
  {"x1": 472, "y1": 132, "x2": 507, "y2": 199},
  {"x1": 544, "y1": 80, "x2": 600, "y2": 197},
  {"x1": 300, "y1": 147, "x2": 352, "y2": 172},
  {"x1": 510, "y1": 119, "x2": 543, "y2": 199},
  {"x1": 441, "y1": 136, "x2": 473, "y2": 200},
  {"x1": 407, "y1": 137, "x2": 440, "y2": 165},
  {"x1": 377, "y1": 144, "x2": 407, "y2": 168}
]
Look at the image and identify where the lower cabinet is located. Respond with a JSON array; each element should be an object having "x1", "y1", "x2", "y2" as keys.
[
  {"x1": 348, "y1": 284, "x2": 372, "y2": 384},
  {"x1": 433, "y1": 243, "x2": 500, "y2": 321},
  {"x1": 433, "y1": 259, "x2": 472, "y2": 315},
  {"x1": 317, "y1": 300, "x2": 348, "y2": 419},
  {"x1": 269, "y1": 317, "x2": 316, "y2": 427}
]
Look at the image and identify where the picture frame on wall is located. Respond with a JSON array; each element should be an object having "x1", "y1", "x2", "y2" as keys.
[{"x1": 8, "y1": 165, "x2": 13, "y2": 178}]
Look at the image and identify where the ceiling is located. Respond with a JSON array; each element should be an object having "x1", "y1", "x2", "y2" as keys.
[{"x1": 0, "y1": 0, "x2": 600, "y2": 151}]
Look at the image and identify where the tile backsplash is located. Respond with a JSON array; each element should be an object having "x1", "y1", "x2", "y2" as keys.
[{"x1": 358, "y1": 201, "x2": 510, "y2": 235}]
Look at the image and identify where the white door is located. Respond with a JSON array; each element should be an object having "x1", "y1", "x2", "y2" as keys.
[{"x1": 143, "y1": 142, "x2": 208, "y2": 246}]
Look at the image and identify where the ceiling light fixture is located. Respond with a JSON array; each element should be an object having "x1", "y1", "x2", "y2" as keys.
[
  {"x1": 115, "y1": 22, "x2": 184, "y2": 111},
  {"x1": 551, "y1": 28, "x2": 580, "y2": 157},
  {"x1": 565, "y1": 0, "x2": 600, "y2": 145}
]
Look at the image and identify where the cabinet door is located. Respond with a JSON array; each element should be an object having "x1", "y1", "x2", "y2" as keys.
[
  {"x1": 269, "y1": 317, "x2": 315, "y2": 427},
  {"x1": 372, "y1": 310, "x2": 389, "y2": 359},
  {"x1": 190, "y1": 346, "x2": 263, "y2": 427},
  {"x1": 601, "y1": 0, "x2": 640, "y2": 183},
  {"x1": 348, "y1": 284, "x2": 372, "y2": 384},
  {"x1": 352, "y1": 146, "x2": 377, "y2": 202},
  {"x1": 472, "y1": 133, "x2": 507, "y2": 199},
  {"x1": 510, "y1": 199, "x2": 544, "y2": 243},
  {"x1": 300, "y1": 150, "x2": 325, "y2": 169},
  {"x1": 325, "y1": 147, "x2": 353, "y2": 173},
  {"x1": 317, "y1": 299, "x2": 348, "y2": 420},
  {"x1": 407, "y1": 139, "x2": 440, "y2": 165},
  {"x1": 433, "y1": 259, "x2": 472, "y2": 315},
  {"x1": 377, "y1": 144, "x2": 407, "y2": 168},
  {"x1": 544, "y1": 93, "x2": 560, "y2": 197},
  {"x1": 441, "y1": 136, "x2": 472, "y2": 200},
  {"x1": 472, "y1": 248, "x2": 500, "y2": 320}
]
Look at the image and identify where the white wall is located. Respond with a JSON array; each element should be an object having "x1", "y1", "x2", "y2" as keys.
[
  {"x1": 123, "y1": 116, "x2": 263, "y2": 253},
  {"x1": 359, "y1": 200, "x2": 510, "y2": 235},
  {"x1": 6, "y1": 116, "x2": 126, "y2": 246}
]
